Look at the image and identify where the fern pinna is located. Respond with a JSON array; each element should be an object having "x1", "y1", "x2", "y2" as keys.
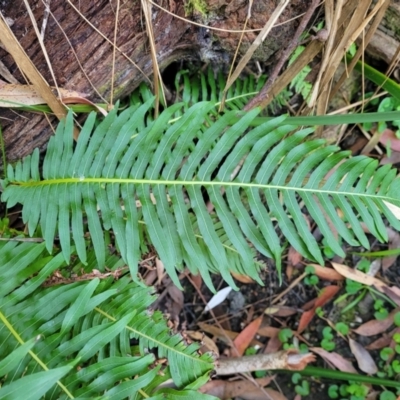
[
  {"x1": 2, "y1": 100, "x2": 400, "y2": 290},
  {"x1": 0, "y1": 241, "x2": 214, "y2": 399}
]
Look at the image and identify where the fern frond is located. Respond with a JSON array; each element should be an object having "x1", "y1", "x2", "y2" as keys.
[
  {"x1": 0, "y1": 242, "x2": 214, "y2": 399},
  {"x1": 3, "y1": 102, "x2": 400, "y2": 290}
]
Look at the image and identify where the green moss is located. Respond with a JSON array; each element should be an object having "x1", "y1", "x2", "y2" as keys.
[{"x1": 184, "y1": 0, "x2": 208, "y2": 16}]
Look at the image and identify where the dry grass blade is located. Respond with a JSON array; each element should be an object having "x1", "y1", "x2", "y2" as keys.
[
  {"x1": 110, "y1": 0, "x2": 121, "y2": 106},
  {"x1": 141, "y1": 0, "x2": 166, "y2": 117},
  {"x1": 0, "y1": 12, "x2": 66, "y2": 120},
  {"x1": 23, "y1": 0, "x2": 61, "y2": 99},
  {"x1": 219, "y1": 0, "x2": 290, "y2": 111},
  {"x1": 307, "y1": 0, "x2": 343, "y2": 109}
]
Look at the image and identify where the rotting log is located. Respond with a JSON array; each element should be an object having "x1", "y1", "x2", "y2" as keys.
[{"x1": 0, "y1": 0, "x2": 398, "y2": 164}]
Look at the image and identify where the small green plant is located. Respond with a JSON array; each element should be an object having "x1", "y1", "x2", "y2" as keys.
[
  {"x1": 335, "y1": 322, "x2": 349, "y2": 336},
  {"x1": 292, "y1": 373, "x2": 310, "y2": 396},
  {"x1": 321, "y1": 327, "x2": 335, "y2": 351},
  {"x1": 304, "y1": 265, "x2": 319, "y2": 286}
]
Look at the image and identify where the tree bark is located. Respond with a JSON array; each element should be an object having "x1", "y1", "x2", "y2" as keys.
[
  {"x1": 0, "y1": 0, "x2": 398, "y2": 164},
  {"x1": 0, "y1": 0, "x2": 311, "y2": 163}
]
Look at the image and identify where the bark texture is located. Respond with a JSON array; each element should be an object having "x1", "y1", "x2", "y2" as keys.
[
  {"x1": 0, "y1": 0, "x2": 310, "y2": 163},
  {"x1": 0, "y1": 0, "x2": 398, "y2": 164}
]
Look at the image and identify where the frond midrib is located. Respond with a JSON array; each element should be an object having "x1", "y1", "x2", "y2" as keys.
[{"x1": 12, "y1": 178, "x2": 398, "y2": 204}]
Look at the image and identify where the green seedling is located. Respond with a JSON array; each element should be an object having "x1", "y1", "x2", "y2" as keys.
[
  {"x1": 335, "y1": 322, "x2": 349, "y2": 336},
  {"x1": 292, "y1": 373, "x2": 310, "y2": 396},
  {"x1": 328, "y1": 384, "x2": 339, "y2": 399},
  {"x1": 380, "y1": 390, "x2": 396, "y2": 400},
  {"x1": 380, "y1": 347, "x2": 395, "y2": 362},
  {"x1": 374, "y1": 299, "x2": 389, "y2": 320},
  {"x1": 279, "y1": 328, "x2": 296, "y2": 350},
  {"x1": 321, "y1": 326, "x2": 335, "y2": 351},
  {"x1": 304, "y1": 265, "x2": 319, "y2": 286}
]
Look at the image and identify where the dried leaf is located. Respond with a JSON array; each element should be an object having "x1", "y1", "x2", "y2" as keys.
[
  {"x1": 297, "y1": 286, "x2": 340, "y2": 333},
  {"x1": 379, "y1": 129, "x2": 400, "y2": 152},
  {"x1": 231, "y1": 271, "x2": 254, "y2": 284},
  {"x1": 382, "y1": 228, "x2": 400, "y2": 271},
  {"x1": 288, "y1": 246, "x2": 303, "y2": 267},
  {"x1": 199, "y1": 376, "x2": 281, "y2": 400},
  {"x1": 264, "y1": 306, "x2": 298, "y2": 317},
  {"x1": 155, "y1": 258, "x2": 165, "y2": 285},
  {"x1": 258, "y1": 326, "x2": 281, "y2": 338},
  {"x1": 308, "y1": 264, "x2": 344, "y2": 281},
  {"x1": 265, "y1": 334, "x2": 282, "y2": 354},
  {"x1": 204, "y1": 287, "x2": 233, "y2": 312},
  {"x1": 331, "y1": 262, "x2": 400, "y2": 306},
  {"x1": 353, "y1": 308, "x2": 399, "y2": 336},
  {"x1": 310, "y1": 347, "x2": 357, "y2": 373},
  {"x1": 366, "y1": 333, "x2": 392, "y2": 350},
  {"x1": 0, "y1": 82, "x2": 86, "y2": 107},
  {"x1": 233, "y1": 316, "x2": 263, "y2": 356},
  {"x1": 166, "y1": 284, "x2": 184, "y2": 321},
  {"x1": 349, "y1": 338, "x2": 378, "y2": 374},
  {"x1": 198, "y1": 322, "x2": 264, "y2": 348},
  {"x1": 186, "y1": 331, "x2": 219, "y2": 356},
  {"x1": 189, "y1": 273, "x2": 203, "y2": 291}
]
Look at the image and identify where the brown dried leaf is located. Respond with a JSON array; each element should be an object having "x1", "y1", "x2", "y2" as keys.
[
  {"x1": 353, "y1": 308, "x2": 399, "y2": 336},
  {"x1": 382, "y1": 228, "x2": 400, "y2": 271},
  {"x1": 349, "y1": 338, "x2": 378, "y2": 374},
  {"x1": 231, "y1": 271, "x2": 254, "y2": 284},
  {"x1": 308, "y1": 263, "x2": 344, "y2": 281},
  {"x1": 310, "y1": 347, "x2": 357, "y2": 373},
  {"x1": 258, "y1": 326, "x2": 281, "y2": 338},
  {"x1": 265, "y1": 334, "x2": 282, "y2": 354},
  {"x1": 233, "y1": 316, "x2": 263, "y2": 356},
  {"x1": 198, "y1": 322, "x2": 264, "y2": 348},
  {"x1": 199, "y1": 376, "x2": 281, "y2": 400},
  {"x1": 186, "y1": 331, "x2": 219, "y2": 356},
  {"x1": 0, "y1": 82, "x2": 86, "y2": 107},
  {"x1": 264, "y1": 306, "x2": 298, "y2": 317},
  {"x1": 331, "y1": 262, "x2": 400, "y2": 306},
  {"x1": 288, "y1": 246, "x2": 303, "y2": 267},
  {"x1": 366, "y1": 335, "x2": 391, "y2": 350},
  {"x1": 379, "y1": 129, "x2": 400, "y2": 152},
  {"x1": 298, "y1": 286, "x2": 340, "y2": 334}
]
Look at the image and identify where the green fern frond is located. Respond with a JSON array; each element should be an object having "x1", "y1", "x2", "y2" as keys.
[
  {"x1": 0, "y1": 241, "x2": 214, "y2": 399},
  {"x1": 3, "y1": 101, "x2": 400, "y2": 290}
]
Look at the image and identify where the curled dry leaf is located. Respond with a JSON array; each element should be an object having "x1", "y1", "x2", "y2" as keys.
[
  {"x1": 353, "y1": 308, "x2": 399, "y2": 336},
  {"x1": 310, "y1": 347, "x2": 357, "y2": 373},
  {"x1": 349, "y1": 338, "x2": 378, "y2": 375}
]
